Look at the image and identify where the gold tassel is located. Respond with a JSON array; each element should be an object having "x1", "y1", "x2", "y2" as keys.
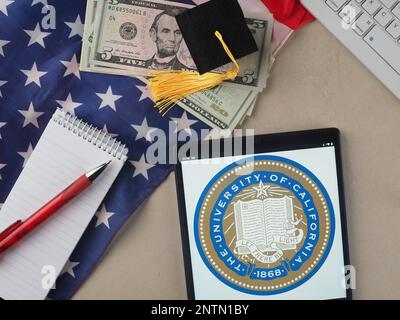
[{"x1": 148, "y1": 31, "x2": 240, "y2": 115}]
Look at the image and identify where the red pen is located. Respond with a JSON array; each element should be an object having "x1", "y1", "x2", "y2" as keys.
[{"x1": 0, "y1": 160, "x2": 112, "y2": 256}]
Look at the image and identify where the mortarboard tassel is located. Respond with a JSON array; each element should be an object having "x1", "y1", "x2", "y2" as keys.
[{"x1": 148, "y1": 31, "x2": 239, "y2": 115}]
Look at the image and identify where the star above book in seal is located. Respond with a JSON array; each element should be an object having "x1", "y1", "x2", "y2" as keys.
[{"x1": 253, "y1": 181, "x2": 271, "y2": 198}]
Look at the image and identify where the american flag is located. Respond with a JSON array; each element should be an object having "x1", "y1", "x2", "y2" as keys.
[{"x1": 0, "y1": 0, "x2": 203, "y2": 299}]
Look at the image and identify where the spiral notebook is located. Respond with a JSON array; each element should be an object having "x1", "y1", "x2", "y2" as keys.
[{"x1": 0, "y1": 109, "x2": 128, "y2": 300}]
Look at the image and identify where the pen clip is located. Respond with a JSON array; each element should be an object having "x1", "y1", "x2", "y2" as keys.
[{"x1": 0, "y1": 220, "x2": 23, "y2": 242}]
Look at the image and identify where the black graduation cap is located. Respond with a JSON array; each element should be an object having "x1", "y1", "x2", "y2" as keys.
[{"x1": 176, "y1": 0, "x2": 258, "y2": 74}]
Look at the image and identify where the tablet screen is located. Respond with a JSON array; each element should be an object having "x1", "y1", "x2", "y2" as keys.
[{"x1": 178, "y1": 132, "x2": 349, "y2": 300}]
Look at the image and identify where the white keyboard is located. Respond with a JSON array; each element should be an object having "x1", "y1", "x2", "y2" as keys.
[{"x1": 301, "y1": 0, "x2": 400, "y2": 99}]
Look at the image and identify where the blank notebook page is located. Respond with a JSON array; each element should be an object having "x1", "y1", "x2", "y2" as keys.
[{"x1": 0, "y1": 109, "x2": 128, "y2": 300}]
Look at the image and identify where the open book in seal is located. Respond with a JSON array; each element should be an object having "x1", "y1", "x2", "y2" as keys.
[{"x1": 234, "y1": 195, "x2": 303, "y2": 264}]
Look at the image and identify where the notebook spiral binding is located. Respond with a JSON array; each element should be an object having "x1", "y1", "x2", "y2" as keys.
[{"x1": 52, "y1": 109, "x2": 128, "y2": 160}]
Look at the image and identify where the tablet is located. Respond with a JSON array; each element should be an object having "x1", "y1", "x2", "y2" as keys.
[{"x1": 175, "y1": 128, "x2": 351, "y2": 300}]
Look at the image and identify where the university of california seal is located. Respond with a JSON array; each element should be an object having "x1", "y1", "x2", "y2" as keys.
[
  {"x1": 194, "y1": 155, "x2": 335, "y2": 295},
  {"x1": 119, "y1": 22, "x2": 137, "y2": 40}
]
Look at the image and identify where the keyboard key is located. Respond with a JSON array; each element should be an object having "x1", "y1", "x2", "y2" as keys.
[
  {"x1": 364, "y1": 26, "x2": 400, "y2": 75},
  {"x1": 353, "y1": 13, "x2": 375, "y2": 35},
  {"x1": 375, "y1": 7, "x2": 394, "y2": 26},
  {"x1": 387, "y1": 19, "x2": 400, "y2": 38},
  {"x1": 380, "y1": 0, "x2": 398, "y2": 8},
  {"x1": 392, "y1": 2, "x2": 400, "y2": 19},
  {"x1": 340, "y1": 1, "x2": 362, "y2": 23},
  {"x1": 326, "y1": 0, "x2": 349, "y2": 11},
  {"x1": 362, "y1": 0, "x2": 382, "y2": 14}
]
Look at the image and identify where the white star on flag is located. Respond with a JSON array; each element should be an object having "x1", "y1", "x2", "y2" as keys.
[
  {"x1": 170, "y1": 111, "x2": 198, "y2": 134},
  {"x1": 56, "y1": 93, "x2": 82, "y2": 115},
  {"x1": 0, "y1": 163, "x2": 6, "y2": 180},
  {"x1": 131, "y1": 118, "x2": 158, "y2": 142},
  {"x1": 136, "y1": 84, "x2": 153, "y2": 102},
  {"x1": 0, "y1": 80, "x2": 6, "y2": 97},
  {"x1": 130, "y1": 154, "x2": 155, "y2": 180},
  {"x1": 65, "y1": 15, "x2": 83, "y2": 39},
  {"x1": 0, "y1": 121, "x2": 6, "y2": 139},
  {"x1": 60, "y1": 54, "x2": 80, "y2": 79},
  {"x1": 61, "y1": 260, "x2": 80, "y2": 278},
  {"x1": 21, "y1": 62, "x2": 47, "y2": 87},
  {"x1": 0, "y1": 39, "x2": 10, "y2": 57},
  {"x1": 102, "y1": 124, "x2": 118, "y2": 138},
  {"x1": 0, "y1": 203, "x2": 3, "y2": 210},
  {"x1": 18, "y1": 102, "x2": 44, "y2": 128},
  {"x1": 95, "y1": 205, "x2": 115, "y2": 229},
  {"x1": 0, "y1": 0, "x2": 14, "y2": 16},
  {"x1": 24, "y1": 23, "x2": 51, "y2": 48},
  {"x1": 18, "y1": 143, "x2": 34, "y2": 168},
  {"x1": 96, "y1": 86, "x2": 122, "y2": 111},
  {"x1": 31, "y1": 0, "x2": 47, "y2": 6}
]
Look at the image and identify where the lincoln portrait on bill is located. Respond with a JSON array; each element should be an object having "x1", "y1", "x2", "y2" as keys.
[{"x1": 145, "y1": 8, "x2": 189, "y2": 71}]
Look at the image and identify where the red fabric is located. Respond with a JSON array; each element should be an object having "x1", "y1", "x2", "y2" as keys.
[{"x1": 261, "y1": 0, "x2": 315, "y2": 30}]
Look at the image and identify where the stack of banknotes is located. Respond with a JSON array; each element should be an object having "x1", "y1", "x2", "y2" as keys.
[{"x1": 81, "y1": 0, "x2": 278, "y2": 130}]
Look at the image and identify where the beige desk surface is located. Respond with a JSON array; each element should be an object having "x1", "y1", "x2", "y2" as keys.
[{"x1": 73, "y1": 21, "x2": 400, "y2": 300}]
